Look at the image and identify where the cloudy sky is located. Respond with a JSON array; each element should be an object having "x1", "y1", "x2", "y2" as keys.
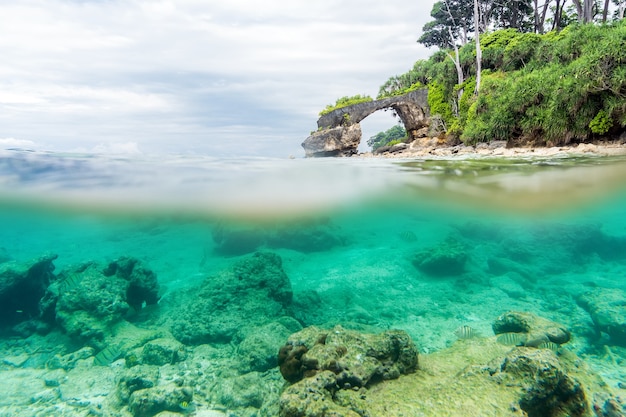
[{"x1": 0, "y1": 0, "x2": 436, "y2": 157}]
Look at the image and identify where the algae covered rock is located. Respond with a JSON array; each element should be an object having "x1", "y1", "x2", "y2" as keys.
[
  {"x1": 128, "y1": 384, "x2": 192, "y2": 417},
  {"x1": 577, "y1": 287, "x2": 626, "y2": 346},
  {"x1": 167, "y1": 252, "x2": 293, "y2": 344},
  {"x1": 42, "y1": 257, "x2": 160, "y2": 346},
  {"x1": 278, "y1": 325, "x2": 418, "y2": 416},
  {"x1": 493, "y1": 310, "x2": 571, "y2": 347},
  {"x1": 141, "y1": 338, "x2": 187, "y2": 366},
  {"x1": 412, "y1": 237, "x2": 467, "y2": 277},
  {"x1": 0, "y1": 253, "x2": 57, "y2": 327}
]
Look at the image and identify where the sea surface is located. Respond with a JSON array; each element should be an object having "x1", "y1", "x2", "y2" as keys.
[{"x1": 1, "y1": 149, "x2": 625, "y2": 416}]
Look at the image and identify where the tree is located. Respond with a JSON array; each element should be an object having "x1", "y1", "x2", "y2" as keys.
[
  {"x1": 474, "y1": 0, "x2": 482, "y2": 95},
  {"x1": 367, "y1": 125, "x2": 407, "y2": 150},
  {"x1": 571, "y1": 0, "x2": 594, "y2": 22}
]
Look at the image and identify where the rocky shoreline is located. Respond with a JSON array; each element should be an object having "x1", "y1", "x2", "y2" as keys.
[{"x1": 358, "y1": 139, "x2": 626, "y2": 159}]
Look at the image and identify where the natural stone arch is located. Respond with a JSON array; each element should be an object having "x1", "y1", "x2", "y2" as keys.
[{"x1": 302, "y1": 89, "x2": 430, "y2": 157}]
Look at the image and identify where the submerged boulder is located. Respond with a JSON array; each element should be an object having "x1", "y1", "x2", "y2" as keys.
[
  {"x1": 0, "y1": 253, "x2": 57, "y2": 328},
  {"x1": 278, "y1": 325, "x2": 418, "y2": 416},
  {"x1": 577, "y1": 288, "x2": 626, "y2": 346},
  {"x1": 166, "y1": 252, "x2": 293, "y2": 344},
  {"x1": 492, "y1": 310, "x2": 571, "y2": 347},
  {"x1": 41, "y1": 257, "x2": 160, "y2": 346},
  {"x1": 412, "y1": 237, "x2": 467, "y2": 277}
]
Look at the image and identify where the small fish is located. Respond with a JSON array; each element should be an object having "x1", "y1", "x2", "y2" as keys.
[
  {"x1": 399, "y1": 231, "x2": 417, "y2": 242},
  {"x1": 93, "y1": 344, "x2": 122, "y2": 366},
  {"x1": 496, "y1": 332, "x2": 527, "y2": 346},
  {"x1": 537, "y1": 341, "x2": 560, "y2": 352},
  {"x1": 455, "y1": 325, "x2": 478, "y2": 340}
]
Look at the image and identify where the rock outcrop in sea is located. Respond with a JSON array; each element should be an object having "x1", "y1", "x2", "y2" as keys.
[{"x1": 302, "y1": 89, "x2": 429, "y2": 157}]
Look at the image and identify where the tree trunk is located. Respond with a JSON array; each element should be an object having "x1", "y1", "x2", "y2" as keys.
[
  {"x1": 474, "y1": 0, "x2": 482, "y2": 95},
  {"x1": 602, "y1": 0, "x2": 610, "y2": 21}
]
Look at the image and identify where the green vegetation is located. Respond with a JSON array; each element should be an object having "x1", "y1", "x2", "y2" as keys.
[
  {"x1": 378, "y1": 81, "x2": 424, "y2": 99},
  {"x1": 367, "y1": 125, "x2": 407, "y2": 151},
  {"x1": 319, "y1": 95, "x2": 373, "y2": 116},
  {"x1": 378, "y1": 19, "x2": 626, "y2": 146}
]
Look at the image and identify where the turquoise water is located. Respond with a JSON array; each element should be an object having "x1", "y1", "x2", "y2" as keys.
[{"x1": 1, "y1": 149, "x2": 626, "y2": 416}]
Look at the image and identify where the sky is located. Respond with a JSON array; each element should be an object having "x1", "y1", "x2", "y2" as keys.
[{"x1": 0, "y1": 0, "x2": 436, "y2": 157}]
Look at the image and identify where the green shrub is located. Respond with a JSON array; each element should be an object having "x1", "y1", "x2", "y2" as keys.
[
  {"x1": 589, "y1": 110, "x2": 613, "y2": 135},
  {"x1": 319, "y1": 95, "x2": 373, "y2": 116},
  {"x1": 427, "y1": 82, "x2": 454, "y2": 127}
]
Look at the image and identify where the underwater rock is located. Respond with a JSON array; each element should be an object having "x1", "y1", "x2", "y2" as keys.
[
  {"x1": 492, "y1": 311, "x2": 571, "y2": 347},
  {"x1": 41, "y1": 257, "x2": 160, "y2": 346},
  {"x1": 117, "y1": 364, "x2": 160, "y2": 403},
  {"x1": 212, "y1": 224, "x2": 265, "y2": 256},
  {"x1": 46, "y1": 346, "x2": 95, "y2": 370},
  {"x1": 141, "y1": 338, "x2": 187, "y2": 366},
  {"x1": 0, "y1": 253, "x2": 57, "y2": 328},
  {"x1": 267, "y1": 222, "x2": 345, "y2": 253},
  {"x1": 166, "y1": 252, "x2": 293, "y2": 345},
  {"x1": 236, "y1": 320, "x2": 301, "y2": 373},
  {"x1": 488, "y1": 347, "x2": 589, "y2": 416},
  {"x1": 103, "y1": 257, "x2": 160, "y2": 310},
  {"x1": 128, "y1": 384, "x2": 193, "y2": 417},
  {"x1": 412, "y1": 237, "x2": 467, "y2": 277},
  {"x1": 278, "y1": 325, "x2": 417, "y2": 416},
  {"x1": 577, "y1": 288, "x2": 626, "y2": 346}
]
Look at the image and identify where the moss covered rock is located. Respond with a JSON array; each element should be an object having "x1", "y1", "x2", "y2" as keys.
[{"x1": 492, "y1": 310, "x2": 571, "y2": 347}]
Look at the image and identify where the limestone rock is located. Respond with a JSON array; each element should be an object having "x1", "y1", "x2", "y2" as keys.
[
  {"x1": 0, "y1": 253, "x2": 57, "y2": 327},
  {"x1": 302, "y1": 125, "x2": 362, "y2": 157},
  {"x1": 304, "y1": 89, "x2": 429, "y2": 158},
  {"x1": 166, "y1": 252, "x2": 293, "y2": 344},
  {"x1": 577, "y1": 288, "x2": 626, "y2": 346}
]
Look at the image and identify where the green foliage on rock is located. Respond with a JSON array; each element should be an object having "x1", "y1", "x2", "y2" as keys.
[
  {"x1": 427, "y1": 81, "x2": 455, "y2": 129},
  {"x1": 319, "y1": 95, "x2": 373, "y2": 116},
  {"x1": 367, "y1": 125, "x2": 407, "y2": 150}
]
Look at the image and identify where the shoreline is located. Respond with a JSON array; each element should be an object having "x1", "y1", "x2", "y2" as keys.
[{"x1": 355, "y1": 140, "x2": 626, "y2": 159}]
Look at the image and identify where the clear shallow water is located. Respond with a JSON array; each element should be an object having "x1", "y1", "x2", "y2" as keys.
[{"x1": 1, "y1": 149, "x2": 626, "y2": 416}]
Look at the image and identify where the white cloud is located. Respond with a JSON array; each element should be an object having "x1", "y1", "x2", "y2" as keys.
[
  {"x1": 0, "y1": 137, "x2": 38, "y2": 150},
  {"x1": 0, "y1": 0, "x2": 437, "y2": 156}
]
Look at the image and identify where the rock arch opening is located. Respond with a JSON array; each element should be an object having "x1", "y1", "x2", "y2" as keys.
[{"x1": 301, "y1": 89, "x2": 429, "y2": 157}]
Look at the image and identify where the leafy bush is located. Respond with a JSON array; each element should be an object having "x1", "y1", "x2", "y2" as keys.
[
  {"x1": 319, "y1": 95, "x2": 373, "y2": 116},
  {"x1": 589, "y1": 110, "x2": 613, "y2": 135}
]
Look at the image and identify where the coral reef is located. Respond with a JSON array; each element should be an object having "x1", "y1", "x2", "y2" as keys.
[{"x1": 165, "y1": 252, "x2": 293, "y2": 344}]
